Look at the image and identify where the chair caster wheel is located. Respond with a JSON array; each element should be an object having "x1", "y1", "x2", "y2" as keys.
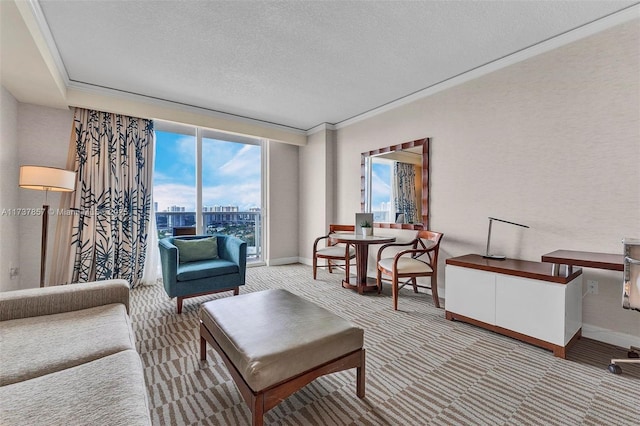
[
  {"x1": 627, "y1": 351, "x2": 639, "y2": 359},
  {"x1": 608, "y1": 363, "x2": 622, "y2": 374}
]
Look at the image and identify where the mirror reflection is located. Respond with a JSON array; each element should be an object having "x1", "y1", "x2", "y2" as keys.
[{"x1": 361, "y1": 138, "x2": 429, "y2": 230}]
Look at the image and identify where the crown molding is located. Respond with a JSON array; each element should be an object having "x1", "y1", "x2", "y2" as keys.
[
  {"x1": 22, "y1": 0, "x2": 70, "y2": 87},
  {"x1": 306, "y1": 123, "x2": 337, "y2": 136},
  {"x1": 334, "y1": 5, "x2": 640, "y2": 130},
  {"x1": 67, "y1": 81, "x2": 307, "y2": 145},
  {"x1": 68, "y1": 80, "x2": 306, "y2": 133}
]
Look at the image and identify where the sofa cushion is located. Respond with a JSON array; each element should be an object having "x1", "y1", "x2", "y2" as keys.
[
  {"x1": 176, "y1": 258, "x2": 239, "y2": 281},
  {"x1": 0, "y1": 303, "x2": 135, "y2": 386},
  {"x1": 0, "y1": 349, "x2": 151, "y2": 426},
  {"x1": 174, "y1": 237, "x2": 218, "y2": 263}
]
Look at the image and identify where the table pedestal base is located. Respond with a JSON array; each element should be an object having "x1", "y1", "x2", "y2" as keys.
[{"x1": 342, "y1": 279, "x2": 379, "y2": 295}]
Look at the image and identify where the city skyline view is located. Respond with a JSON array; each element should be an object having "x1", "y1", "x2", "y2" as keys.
[{"x1": 153, "y1": 131, "x2": 262, "y2": 212}]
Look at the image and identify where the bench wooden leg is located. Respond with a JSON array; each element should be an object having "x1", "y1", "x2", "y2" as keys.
[
  {"x1": 357, "y1": 349, "x2": 366, "y2": 398},
  {"x1": 251, "y1": 394, "x2": 264, "y2": 426},
  {"x1": 200, "y1": 336, "x2": 207, "y2": 361}
]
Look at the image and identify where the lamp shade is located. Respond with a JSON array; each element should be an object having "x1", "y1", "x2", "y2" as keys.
[{"x1": 19, "y1": 165, "x2": 76, "y2": 192}]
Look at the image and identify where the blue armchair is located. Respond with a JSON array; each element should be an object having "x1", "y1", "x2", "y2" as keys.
[{"x1": 159, "y1": 234, "x2": 247, "y2": 313}]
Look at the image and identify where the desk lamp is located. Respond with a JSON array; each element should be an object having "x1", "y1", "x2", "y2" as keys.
[{"x1": 483, "y1": 216, "x2": 529, "y2": 260}]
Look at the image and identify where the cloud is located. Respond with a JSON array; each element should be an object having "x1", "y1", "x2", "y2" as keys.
[
  {"x1": 154, "y1": 134, "x2": 262, "y2": 212},
  {"x1": 203, "y1": 181, "x2": 261, "y2": 210},
  {"x1": 371, "y1": 169, "x2": 391, "y2": 201},
  {"x1": 219, "y1": 145, "x2": 261, "y2": 177},
  {"x1": 153, "y1": 183, "x2": 196, "y2": 211},
  {"x1": 154, "y1": 181, "x2": 261, "y2": 212}
]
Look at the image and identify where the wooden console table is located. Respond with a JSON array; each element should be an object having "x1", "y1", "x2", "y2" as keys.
[
  {"x1": 541, "y1": 250, "x2": 624, "y2": 275},
  {"x1": 445, "y1": 254, "x2": 583, "y2": 358}
]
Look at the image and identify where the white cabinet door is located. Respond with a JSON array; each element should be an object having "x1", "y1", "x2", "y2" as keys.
[
  {"x1": 495, "y1": 275, "x2": 566, "y2": 345},
  {"x1": 446, "y1": 266, "x2": 496, "y2": 325},
  {"x1": 563, "y1": 276, "x2": 583, "y2": 344}
]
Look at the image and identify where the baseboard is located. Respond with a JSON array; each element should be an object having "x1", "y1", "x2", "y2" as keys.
[
  {"x1": 298, "y1": 257, "x2": 312, "y2": 266},
  {"x1": 267, "y1": 257, "x2": 300, "y2": 266},
  {"x1": 582, "y1": 323, "x2": 640, "y2": 349}
]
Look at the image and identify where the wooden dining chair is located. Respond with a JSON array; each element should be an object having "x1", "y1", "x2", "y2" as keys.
[
  {"x1": 376, "y1": 230, "x2": 444, "y2": 310},
  {"x1": 313, "y1": 224, "x2": 356, "y2": 283}
]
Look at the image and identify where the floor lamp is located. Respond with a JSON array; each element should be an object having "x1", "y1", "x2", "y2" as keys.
[{"x1": 19, "y1": 165, "x2": 76, "y2": 287}]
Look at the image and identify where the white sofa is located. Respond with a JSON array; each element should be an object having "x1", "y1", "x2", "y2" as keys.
[{"x1": 0, "y1": 280, "x2": 151, "y2": 425}]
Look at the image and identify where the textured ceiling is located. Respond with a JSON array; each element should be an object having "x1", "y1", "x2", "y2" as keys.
[{"x1": 26, "y1": 1, "x2": 640, "y2": 130}]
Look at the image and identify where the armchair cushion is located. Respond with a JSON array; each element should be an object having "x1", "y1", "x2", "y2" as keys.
[
  {"x1": 378, "y1": 257, "x2": 433, "y2": 274},
  {"x1": 174, "y1": 236, "x2": 218, "y2": 263},
  {"x1": 177, "y1": 259, "x2": 239, "y2": 281},
  {"x1": 316, "y1": 245, "x2": 356, "y2": 258}
]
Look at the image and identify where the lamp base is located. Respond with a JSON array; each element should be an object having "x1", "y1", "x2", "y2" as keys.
[{"x1": 483, "y1": 254, "x2": 506, "y2": 260}]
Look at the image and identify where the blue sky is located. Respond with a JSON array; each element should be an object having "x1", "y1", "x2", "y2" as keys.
[
  {"x1": 153, "y1": 131, "x2": 261, "y2": 212},
  {"x1": 371, "y1": 160, "x2": 392, "y2": 210}
]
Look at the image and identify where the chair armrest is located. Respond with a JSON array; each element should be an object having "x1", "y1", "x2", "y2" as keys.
[
  {"x1": 218, "y1": 235, "x2": 247, "y2": 283},
  {"x1": 0, "y1": 279, "x2": 130, "y2": 321},
  {"x1": 313, "y1": 234, "x2": 331, "y2": 252},
  {"x1": 159, "y1": 238, "x2": 179, "y2": 291},
  {"x1": 394, "y1": 248, "x2": 433, "y2": 262},
  {"x1": 376, "y1": 240, "x2": 418, "y2": 262}
]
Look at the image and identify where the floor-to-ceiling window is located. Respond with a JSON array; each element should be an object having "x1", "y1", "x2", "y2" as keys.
[{"x1": 153, "y1": 122, "x2": 263, "y2": 262}]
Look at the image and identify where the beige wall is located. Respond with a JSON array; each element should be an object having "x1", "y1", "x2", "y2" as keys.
[
  {"x1": 298, "y1": 128, "x2": 337, "y2": 260},
  {"x1": 304, "y1": 20, "x2": 639, "y2": 346},
  {"x1": 266, "y1": 139, "x2": 300, "y2": 264},
  {"x1": 0, "y1": 87, "x2": 20, "y2": 291}
]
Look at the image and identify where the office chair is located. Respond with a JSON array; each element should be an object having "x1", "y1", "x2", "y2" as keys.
[{"x1": 608, "y1": 238, "x2": 640, "y2": 374}]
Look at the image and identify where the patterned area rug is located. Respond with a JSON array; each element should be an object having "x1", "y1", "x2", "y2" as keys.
[{"x1": 130, "y1": 264, "x2": 640, "y2": 425}]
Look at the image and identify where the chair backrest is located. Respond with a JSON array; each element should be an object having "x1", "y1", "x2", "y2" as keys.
[
  {"x1": 328, "y1": 224, "x2": 355, "y2": 245},
  {"x1": 415, "y1": 230, "x2": 444, "y2": 265},
  {"x1": 329, "y1": 224, "x2": 355, "y2": 233},
  {"x1": 173, "y1": 226, "x2": 196, "y2": 236}
]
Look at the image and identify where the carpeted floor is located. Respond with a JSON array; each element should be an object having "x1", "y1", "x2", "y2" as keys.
[{"x1": 131, "y1": 264, "x2": 640, "y2": 425}]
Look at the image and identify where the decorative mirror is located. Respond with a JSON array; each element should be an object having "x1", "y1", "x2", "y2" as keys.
[{"x1": 361, "y1": 138, "x2": 429, "y2": 230}]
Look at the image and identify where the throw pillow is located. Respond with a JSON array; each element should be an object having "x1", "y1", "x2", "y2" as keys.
[{"x1": 174, "y1": 237, "x2": 218, "y2": 263}]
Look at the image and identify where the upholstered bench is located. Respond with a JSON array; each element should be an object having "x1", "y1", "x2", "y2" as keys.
[{"x1": 199, "y1": 289, "x2": 365, "y2": 426}]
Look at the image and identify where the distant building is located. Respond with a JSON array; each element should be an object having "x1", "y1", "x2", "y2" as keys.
[{"x1": 212, "y1": 205, "x2": 238, "y2": 212}]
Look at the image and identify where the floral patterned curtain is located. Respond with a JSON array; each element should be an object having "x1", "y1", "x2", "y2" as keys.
[
  {"x1": 50, "y1": 108, "x2": 154, "y2": 287},
  {"x1": 393, "y1": 161, "x2": 418, "y2": 224}
]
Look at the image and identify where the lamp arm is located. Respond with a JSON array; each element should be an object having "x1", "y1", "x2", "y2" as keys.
[{"x1": 484, "y1": 217, "x2": 530, "y2": 260}]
